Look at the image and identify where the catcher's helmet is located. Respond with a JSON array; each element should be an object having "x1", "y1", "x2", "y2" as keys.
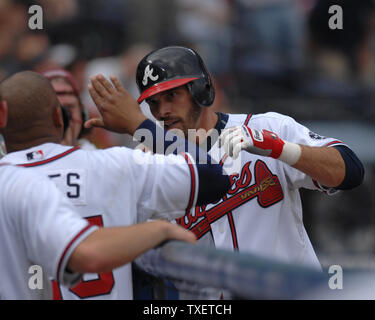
[{"x1": 136, "y1": 46, "x2": 215, "y2": 107}]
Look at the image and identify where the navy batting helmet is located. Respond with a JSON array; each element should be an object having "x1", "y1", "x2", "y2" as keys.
[{"x1": 136, "y1": 46, "x2": 215, "y2": 107}]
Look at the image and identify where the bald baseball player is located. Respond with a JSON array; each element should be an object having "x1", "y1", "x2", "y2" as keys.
[
  {"x1": 0, "y1": 71, "x2": 230, "y2": 300},
  {"x1": 0, "y1": 90, "x2": 194, "y2": 299},
  {"x1": 0, "y1": 164, "x2": 196, "y2": 299},
  {"x1": 86, "y1": 46, "x2": 364, "y2": 298}
]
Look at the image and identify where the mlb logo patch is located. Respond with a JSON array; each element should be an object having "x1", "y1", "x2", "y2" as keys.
[
  {"x1": 26, "y1": 150, "x2": 44, "y2": 161},
  {"x1": 308, "y1": 131, "x2": 326, "y2": 140}
]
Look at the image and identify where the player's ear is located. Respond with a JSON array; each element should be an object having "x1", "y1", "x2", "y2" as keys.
[{"x1": 0, "y1": 100, "x2": 8, "y2": 129}]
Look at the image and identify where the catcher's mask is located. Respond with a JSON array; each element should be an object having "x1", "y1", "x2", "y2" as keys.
[{"x1": 42, "y1": 69, "x2": 89, "y2": 138}]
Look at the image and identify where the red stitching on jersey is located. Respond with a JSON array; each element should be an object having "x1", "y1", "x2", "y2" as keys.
[
  {"x1": 222, "y1": 192, "x2": 239, "y2": 251},
  {"x1": 325, "y1": 140, "x2": 343, "y2": 147},
  {"x1": 182, "y1": 152, "x2": 196, "y2": 212},
  {"x1": 52, "y1": 281, "x2": 62, "y2": 300},
  {"x1": 177, "y1": 153, "x2": 228, "y2": 239},
  {"x1": 227, "y1": 161, "x2": 252, "y2": 195},
  {"x1": 56, "y1": 224, "x2": 93, "y2": 283},
  {"x1": 68, "y1": 215, "x2": 115, "y2": 299},
  {"x1": 18, "y1": 147, "x2": 80, "y2": 167},
  {"x1": 191, "y1": 217, "x2": 211, "y2": 239},
  {"x1": 181, "y1": 160, "x2": 284, "y2": 238},
  {"x1": 243, "y1": 114, "x2": 252, "y2": 127},
  {"x1": 227, "y1": 212, "x2": 239, "y2": 251},
  {"x1": 219, "y1": 154, "x2": 228, "y2": 166}
]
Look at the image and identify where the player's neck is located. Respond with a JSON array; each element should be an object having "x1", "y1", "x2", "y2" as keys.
[
  {"x1": 194, "y1": 109, "x2": 218, "y2": 146},
  {"x1": 196, "y1": 108, "x2": 218, "y2": 133},
  {"x1": 5, "y1": 135, "x2": 62, "y2": 153}
]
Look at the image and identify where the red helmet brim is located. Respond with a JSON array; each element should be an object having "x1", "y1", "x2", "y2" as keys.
[{"x1": 137, "y1": 77, "x2": 198, "y2": 104}]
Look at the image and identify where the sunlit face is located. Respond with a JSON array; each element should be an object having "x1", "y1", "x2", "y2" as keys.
[
  {"x1": 146, "y1": 86, "x2": 201, "y2": 137},
  {"x1": 51, "y1": 78, "x2": 82, "y2": 140}
]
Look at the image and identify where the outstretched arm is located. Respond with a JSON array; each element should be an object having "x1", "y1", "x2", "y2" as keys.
[
  {"x1": 86, "y1": 74, "x2": 230, "y2": 206},
  {"x1": 219, "y1": 125, "x2": 364, "y2": 189},
  {"x1": 68, "y1": 220, "x2": 196, "y2": 274}
]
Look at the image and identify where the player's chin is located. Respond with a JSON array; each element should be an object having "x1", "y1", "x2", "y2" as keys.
[{"x1": 166, "y1": 122, "x2": 186, "y2": 136}]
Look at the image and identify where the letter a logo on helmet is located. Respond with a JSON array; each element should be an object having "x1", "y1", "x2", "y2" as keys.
[
  {"x1": 142, "y1": 65, "x2": 159, "y2": 86},
  {"x1": 136, "y1": 46, "x2": 215, "y2": 107}
]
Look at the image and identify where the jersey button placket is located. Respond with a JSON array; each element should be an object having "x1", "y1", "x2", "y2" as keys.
[{"x1": 219, "y1": 225, "x2": 224, "y2": 233}]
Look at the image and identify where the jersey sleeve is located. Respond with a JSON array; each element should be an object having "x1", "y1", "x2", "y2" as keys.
[
  {"x1": 9, "y1": 168, "x2": 98, "y2": 287},
  {"x1": 277, "y1": 114, "x2": 346, "y2": 192},
  {"x1": 131, "y1": 149, "x2": 198, "y2": 222},
  {"x1": 83, "y1": 147, "x2": 199, "y2": 222},
  {"x1": 135, "y1": 119, "x2": 230, "y2": 207}
]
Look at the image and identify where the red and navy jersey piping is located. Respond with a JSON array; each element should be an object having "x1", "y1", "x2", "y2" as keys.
[{"x1": 17, "y1": 147, "x2": 79, "y2": 167}]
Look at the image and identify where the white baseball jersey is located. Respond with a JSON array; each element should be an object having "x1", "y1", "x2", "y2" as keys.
[
  {"x1": 78, "y1": 138, "x2": 97, "y2": 151},
  {"x1": 1, "y1": 143, "x2": 198, "y2": 300},
  {"x1": 0, "y1": 165, "x2": 97, "y2": 300},
  {"x1": 177, "y1": 112, "x2": 345, "y2": 270}
]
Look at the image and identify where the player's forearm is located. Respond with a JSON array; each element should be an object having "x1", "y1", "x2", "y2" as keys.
[
  {"x1": 220, "y1": 125, "x2": 364, "y2": 190},
  {"x1": 293, "y1": 145, "x2": 345, "y2": 187},
  {"x1": 68, "y1": 221, "x2": 195, "y2": 274}
]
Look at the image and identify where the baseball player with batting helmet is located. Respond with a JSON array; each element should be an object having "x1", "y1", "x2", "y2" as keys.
[
  {"x1": 133, "y1": 46, "x2": 364, "y2": 297},
  {"x1": 0, "y1": 70, "x2": 230, "y2": 300}
]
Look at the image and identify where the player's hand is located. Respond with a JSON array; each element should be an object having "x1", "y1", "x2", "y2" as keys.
[
  {"x1": 162, "y1": 221, "x2": 197, "y2": 244},
  {"x1": 135, "y1": 143, "x2": 152, "y2": 154},
  {"x1": 86, "y1": 74, "x2": 147, "y2": 135},
  {"x1": 218, "y1": 125, "x2": 284, "y2": 159},
  {"x1": 218, "y1": 125, "x2": 301, "y2": 166}
]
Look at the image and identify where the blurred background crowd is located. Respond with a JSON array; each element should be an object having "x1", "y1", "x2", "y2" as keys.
[{"x1": 1, "y1": 0, "x2": 375, "y2": 270}]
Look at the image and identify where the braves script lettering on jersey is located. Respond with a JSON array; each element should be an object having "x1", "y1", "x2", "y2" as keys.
[
  {"x1": 177, "y1": 112, "x2": 345, "y2": 270},
  {"x1": 0, "y1": 165, "x2": 97, "y2": 299},
  {"x1": 1, "y1": 144, "x2": 198, "y2": 300}
]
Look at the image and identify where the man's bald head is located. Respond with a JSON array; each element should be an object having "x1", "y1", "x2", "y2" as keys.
[{"x1": 0, "y1": 71, "x2": 64, "y2": 151}]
